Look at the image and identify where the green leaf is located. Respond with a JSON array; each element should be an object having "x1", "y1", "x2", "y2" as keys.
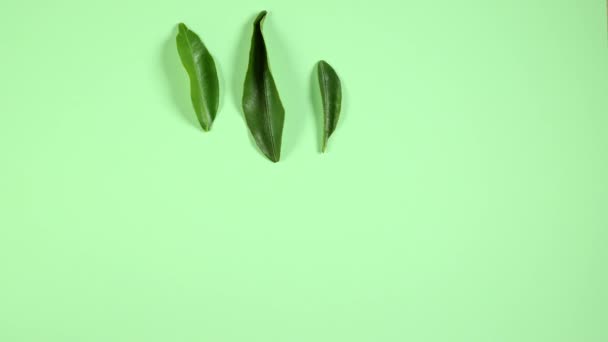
[
  {"x1": 242, "y1": 11, "x2": 285, "y2": 162},
  {"x1": 176, "y1": 23, "x2": 219, "y2": 132},
  {"x1": 317, "y1": 60, "x2": 342, "y2": 152}
]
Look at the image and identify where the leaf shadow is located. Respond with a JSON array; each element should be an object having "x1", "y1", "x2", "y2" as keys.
[
  {"x1": 161, "y1": 26, "x2": 199, "y2": 129},
  {"x1": 214, "y1": 59, "x2": 227, "y2": 123},
  {"x1": 333, "y1": 65, "x2": 348, "y2": 147}
]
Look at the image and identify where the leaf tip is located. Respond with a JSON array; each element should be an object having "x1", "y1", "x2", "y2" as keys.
[
  {"x1": 254, "y1": 11, "x2": 268, "y2": 25},
  {"x1": 318, "y1": 60, "x2": 336, "y2": 75},
  {"x1": 264, "y1": 150, "x2": 280, "y2": 163}
]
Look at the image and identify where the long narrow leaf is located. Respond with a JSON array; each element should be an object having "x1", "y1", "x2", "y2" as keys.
[
  {"x1": 242, "y1": 11, "x2": 285, "y2": 162},
  {"x1": 176, "y1": 23, "x2": 219, "y2": 131},
  {"x1": 317, "y1": 60, "x2": 342, "y2": 152}
]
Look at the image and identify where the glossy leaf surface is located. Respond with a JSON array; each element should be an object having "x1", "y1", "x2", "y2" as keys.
[
  {"x1": 242, "y1": 11, "x2": 285, "y2": 162},
  {"x1": 317, "y1": 60, "x2": 342, "y2": 152},
  {"x1": 176, "y1": 23, "x2": 219, "y2": 131}
]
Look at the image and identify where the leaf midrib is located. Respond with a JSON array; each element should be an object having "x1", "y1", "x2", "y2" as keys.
[
  {"x1": 320, "y1": 64, "x2": 331, "y2": 138},
  {"x1": 183, "y1": 29, "x2": 208, "y2": 120},
  {"x1": 261, "y1": 68, "x2": 277, "y2": 159},
  {"x1": 253, "y1": 25, "x2": 277, "y2": 160}
]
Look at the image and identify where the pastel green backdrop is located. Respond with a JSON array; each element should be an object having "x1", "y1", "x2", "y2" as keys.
[{"x1": 0, "y1": 0, "x2": 607, "y2": 341}]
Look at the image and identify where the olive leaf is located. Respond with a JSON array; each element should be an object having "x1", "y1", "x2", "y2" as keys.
[
  {"x1": 317, "y1": 60, "x2": 342, "y2": 152},
  {"x1": 242, "y1": 11, "x2": 285, "y2": 162},
  {"x1": 176, "y1": 23, "x2": 219, "y2": 132}
]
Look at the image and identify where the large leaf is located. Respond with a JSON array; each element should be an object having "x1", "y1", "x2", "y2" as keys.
[
  {"x1": 242, "y1": 11, "x2": 285, "y2": 162},
  {"x1": 317, "y1": 60, "x2": 342, "y2": 152},
  {"x1": 176, "y1": 23, "x2": 219, "y2": 131}
]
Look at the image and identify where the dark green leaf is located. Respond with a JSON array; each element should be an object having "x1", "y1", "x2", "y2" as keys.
[
  {"x1": 242, "y1": 11, "x2": 285, "y2": 162},
  {"x1": 176, "y1": 23, "x2": 219, "y2": 131},
  {"x1": 317, "y1": 60, "x2": 342, "y2": 152}
]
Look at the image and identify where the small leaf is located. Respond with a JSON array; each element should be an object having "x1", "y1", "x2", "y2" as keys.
[
  {"x1": 242, "y1": 11, "x2": 285, "y2": 162},
  {"x1": 317, "y1": 60, "x2": 342, "y2": 152},
  {"x1": 176, "y1": 23, "x2": 219, "y2": 131}
]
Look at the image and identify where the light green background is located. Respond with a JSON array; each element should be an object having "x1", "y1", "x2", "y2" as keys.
[{"x1": 1, "y1": 0, "x2": 607, "y2": 341}]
